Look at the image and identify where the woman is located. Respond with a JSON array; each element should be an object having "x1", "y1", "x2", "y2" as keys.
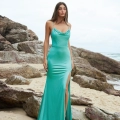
[{"x1": 37, "y1": 2, "x2": 74, "y2": 120}]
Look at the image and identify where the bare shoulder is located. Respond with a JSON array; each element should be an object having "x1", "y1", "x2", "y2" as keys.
[
  {"x1": 67, "y1": 22, "x2": 72, "y2": 29},
  {"x1": 46, "y1": 20, "x2": 53, "y2": 28}
]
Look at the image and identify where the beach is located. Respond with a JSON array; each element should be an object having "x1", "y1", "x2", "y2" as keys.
[{"x1": 0, "y1": 63, "x2": 120, "y2": 120}]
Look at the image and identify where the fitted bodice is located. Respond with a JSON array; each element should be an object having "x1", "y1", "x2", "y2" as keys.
[{"x1": 50, "y1": 27, "x2": 70, "y2": 47}]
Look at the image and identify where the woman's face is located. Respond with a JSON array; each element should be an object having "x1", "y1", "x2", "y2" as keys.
[{"x1": 58, "y1": 4, "x2": 66, "y2": 17}]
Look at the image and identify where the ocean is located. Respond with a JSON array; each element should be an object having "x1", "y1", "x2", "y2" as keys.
[
  {"x1": 101, "y1": 52, "x2": 120, "y2": 90},
  {"x1": 101, "y1": 52, "x2": 120, "y2": 62}
]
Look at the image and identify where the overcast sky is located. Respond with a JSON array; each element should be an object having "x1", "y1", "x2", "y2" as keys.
[{"x1": 1, "y1": 0, "x2": 120, "y2": 53}]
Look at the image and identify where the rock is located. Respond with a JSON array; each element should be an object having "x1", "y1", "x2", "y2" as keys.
[
  {"x1": 0, "y1": 81, "x2": 42, "y2": 108},
  {"x1": 104, "y1": 89, "x2": 120, "y2": 96},
  {"x1": 73, "y1": 75, "x2": 114, "y2": 91},
  {"x1": 23, "y1": 95, "x2": 42, "y2": 118},
  {"x1": 12, "y1": 42, "x2": 19, "y2": 50},
  {"x1": 113, "y1": 112, "x2": 120, "y2": 120},
  {"x1": 0, "y1": 64, "x2": 42, "y2": 79},
  {"x1": 73, "y1": 57, "x2": 106, "y2": 82},
  {"x1": 71, "y1": 46, "x2": 80, "y2": 58},
  {"x1": 5, "y1": 28, "x2": 28, "y2": 44},
  {"x1": 27, "y1": 29, "x2": 38, "y2": 41},
  {"x1": 77, "y1": 48, "x2": 120, "y2": 74},
  {"x1": 71, "y1": 94, "x2": 93, "y2": 106},
  {"x1": 0, "y1": 50, "x2": 43, "y2": 63},
  {"x1": 0, "y1": 15, "x2": 27, "y2": 36},
  {"x1": 72, "y1": 107, "x2": 90, "y2": 120},
  {"x1": 85, "y1": 105, "x2": 118, "y2": 120},
  {"x1": 17, "y1": 40, "x2": 43, "y2": 54},
  {"x1": 0, "y1": 15, "x2": 38, "y2": 44},
  {"x1": 0, "y1": 34, "x2": 14, "y2": 51},
  {"x1": 5, "y1": 75, "x2": 31, "y2": 85},
  {"x1": 109, "y1": 74, "x2": 120, "y2": 80}
]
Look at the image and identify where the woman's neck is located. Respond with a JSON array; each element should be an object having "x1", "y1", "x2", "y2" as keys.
[{"x1": 55, "y1": 17, "x2": 65, "y2": 24}]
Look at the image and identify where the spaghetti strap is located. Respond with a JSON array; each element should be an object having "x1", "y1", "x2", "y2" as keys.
[
  {"x1": 52, "y1": 22, "x2": 55, "y2": 29},
  {"x1": 68, "y1": 24, "x2": 70, "y2": 30}
]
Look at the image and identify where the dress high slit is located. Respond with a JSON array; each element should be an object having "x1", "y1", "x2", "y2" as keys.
[{"x1": 37, "y1": 22, "x2": 72, "y2": 120}]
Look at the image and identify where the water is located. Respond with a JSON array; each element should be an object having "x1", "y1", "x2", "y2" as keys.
[
  {"x1": 101, "y1": 52, "x2": 120, "y2": 61},
  {"x1": 107, "y1": 80, "x2": 120, "y2": 90},
  {"x1": 101, "y1": 52, "x2": 120, "y2": 90}
]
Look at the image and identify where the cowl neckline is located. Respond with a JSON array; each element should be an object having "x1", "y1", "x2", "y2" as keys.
[{"x1": 52, "y1": 28, "x2": 70, "y2": 35}]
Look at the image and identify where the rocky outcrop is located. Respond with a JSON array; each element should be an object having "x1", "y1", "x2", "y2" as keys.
[
  {"x1": 72, "y1": 57, "x2": 106, "y2": 82},
  {"x1": 77, "y1": 48, "x2": 120, "y2": 74},
  {"x1": 27, "y1": 29, "x2": 38, "y2": 41},
  {"x1": 73, "y1": 75, "x2": 114, "y2": 91},
  {"x1": 17, "y1": 40, "x2": 44, "y2": 54},
  {"x1": 0, "y1": 64, "x2": 42, "y2": 79},
  {"x1": 0, "y1": 81, "x2": 42, "y2": 108},
  {"x1": 0, "y1": 34, "x2": 14, "y2": 51},
  {"x1": 0, "y1": 50, "x2": 43, "y2": 63},
  {"x1": 5, "y1": 28, "x2": 28, "y2": 44},
  {"x1": 71, "y1": 108, "x2": 90, "y2": 120},
  {"x1": 71, "y1": 94, "x2": 93, "y2": 105},
  {"x1": 0, "y1": 15, "x2": 41, "y2": 63},
  {"x1": 0, "y1": 15, "x2": 38, "y2": 44},
  {"x1": 0, "y1": 15, "x2": 27, "y2": 36},
  {"x1": 5, "y1": 75, "x2": 31, "y2": 85},
  {"x1": 104, "y1": 89, "x2": 120, "y2": 96},
  {"x1": 85, "y1": 105, "x2": 120, "y2": 120},
  {"x1": 23, "y1": 95, "x2": 42, "y2": 118}
]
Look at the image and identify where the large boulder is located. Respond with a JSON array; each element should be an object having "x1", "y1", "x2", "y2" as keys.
[
  {"x1": 0, "y1": 50, "x2": 43, "y2": 63},
  {"x1": 0, "y1": 34, "x2": 14, "y2": 51},
  {"x1": 27, "y1": 29, "x2": 38, "y2": 41},
  {"x1": 77, "y1": 48, "x2": 120, "y2": 74},
  {"x1": 71, "y1": 108, "x2": 90, "y2": 120},
  {"x1": 85, "y1": 105, "x2": 120, "y2": 120},
  {"x1": 5, "y1": 75, "x2": 31, "y2": 85},
  {"x1": 5, "y1": 28, "x2": 28, "y2": 43},
  {"x1": 17, "y1": 40, "x2": 44, "y2": 55},
  {"x1": 71, "y1": 94, "x2": 92, "y2": 105},
  {"x1": 0, "y1": 64, "x2": 42, "y2": 79},
  {"x1": 73, "y1": 75, "x2": 114, "y2": 91},
  {"x1": 23, "y1": 95, "x2": 42, "y2": 118},
  {"x1": 0, "y1": 15, "x2": 38, "y2": 44},
  {"x1": 104, "y1": 89, "x2": 120, "y2": 97},
  {"x1": 72, "y1": 57, "x2": 106, "y2": 82},
  {"x1": 0, "y1": 81, "x2": 42, "y2": 108},
  {"x1": 0, "y1": 15, "x2": 27, "y2": 36}
]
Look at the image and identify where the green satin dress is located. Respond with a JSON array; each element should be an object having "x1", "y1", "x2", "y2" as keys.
[{"x1": 37, "y1": 22, "x2": 72, "y2": 120}]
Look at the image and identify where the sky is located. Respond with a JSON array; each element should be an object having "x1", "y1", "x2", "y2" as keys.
[{"x1": 1, "y1": 0, "x2": 120, "y2": 53}]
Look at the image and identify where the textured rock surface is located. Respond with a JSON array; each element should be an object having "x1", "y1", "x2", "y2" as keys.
[
  {"x1": 0, "y1": 81, "x2": 42, "y2": 108},
  {"x1": 5, "y1": 75, "x2": 31, "y2": 85},
  {"x1": 77, "y1": 48, "x2": 120, "y2": 74},
  {"x1": 72, "y1": 57, "x2": 106, "y2": 82},
  {"x1": 0, "y1": 64, "x2": 42, "y2": 79},
  {"x1": 0, "y1": 34, "x2": 14, "y2": 51},
  {"x1": 73, "y1": 75, "x2": 114, "y2": 91},
  {"x1": 85, "y1": 105, "x2": 120, "y2": 120}
]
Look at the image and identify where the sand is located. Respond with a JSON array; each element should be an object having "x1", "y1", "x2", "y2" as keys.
[{"x1": 0, "y1": 63, "x2": 120, "y2": 120}]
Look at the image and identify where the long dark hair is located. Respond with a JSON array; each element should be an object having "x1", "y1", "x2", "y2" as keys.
[{"x1": 49, "y1": 2, "x2": 69, "y2": 25}]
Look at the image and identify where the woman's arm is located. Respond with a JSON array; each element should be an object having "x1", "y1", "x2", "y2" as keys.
[
  {"x1": 68, "y1": 40, "x2": 73, "y2": 62},
  {"x1": 68, "y1": 23, "x2": 73, "y2": 61},
  {"x1": 43, "y1": 21, "x2": 51, "y2": 61}
]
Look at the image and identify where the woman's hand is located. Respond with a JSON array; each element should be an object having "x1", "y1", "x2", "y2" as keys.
[{"x1": 43, "y1": 59, "x2": 48, "y2": 72}]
